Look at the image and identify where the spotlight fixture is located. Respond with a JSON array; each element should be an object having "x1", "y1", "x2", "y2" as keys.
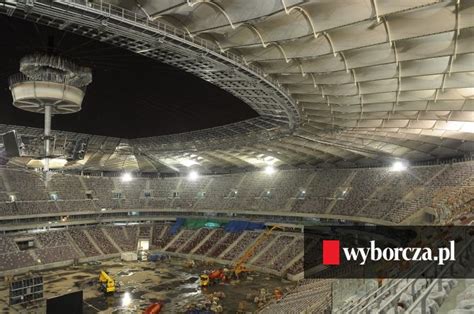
[
  {"x1": 390, "y1": 161, "x2": 408, "y2": 172},
  {"x1": 9, "y1": 54, "x2": 92, "y2": 171},
  {"x1": 188, "y1": 170, "x2": 199, "y2": 181},
  {"x1": 264, "y1": 165, "x2": 275, "y2": 175},
  {"x1": 121, "y1": 172, "x2": 133, "y2": 182}
]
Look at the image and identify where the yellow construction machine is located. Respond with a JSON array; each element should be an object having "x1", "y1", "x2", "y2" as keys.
[
  {"x1": 199, "y1": 274, "x2": 210, "y2": 287},
  {"x1": 98, "y1": 270, "x2": 116, "y2": 294}
]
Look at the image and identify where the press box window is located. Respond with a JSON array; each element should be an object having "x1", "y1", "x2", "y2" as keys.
[
  {"x1": 172, "y1": 192, "x2": 179, "y2": 198},
  {"x1": 144, "y1": 191, "x2": 152, "y2": 198}
]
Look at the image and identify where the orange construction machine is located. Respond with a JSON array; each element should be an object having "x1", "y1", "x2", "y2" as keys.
[
  {"x1": 200, "y1": 269, "x2": 226, "y2": 287},
  {"x1": 144, "y1": 302, "x2": 163, "y2": 314},
  {"x1": 232, "y1": 225, "x2": 281, "y2": 278}
]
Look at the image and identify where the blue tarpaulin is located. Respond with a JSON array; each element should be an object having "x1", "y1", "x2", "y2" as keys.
[
  {"x1": 170, "y1": 218, "x2": 264, "y2": 234},
  {"x1": 224, "y1": 220, "x2": 265, "y2": 233},
  {"x1": 170, "y1": 218, "x2": 185, "y2": 234}
]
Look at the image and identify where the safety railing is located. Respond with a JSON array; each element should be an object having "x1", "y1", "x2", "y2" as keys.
[
  {"x1": 336, "y1": 242, "x2": 439, "y2": 314},
  {"x1": 405, "y1": 237, "x2": 473, "y2": 314},
  {"x1": 337, "y1": 271, "x2": 417, "y2": 313},
  {"x1": 8, "y1": 73, "x2": 87, "y2": 91},
  {"x1": 351, "y1": 236, "x2": 473, "y2": 314}
]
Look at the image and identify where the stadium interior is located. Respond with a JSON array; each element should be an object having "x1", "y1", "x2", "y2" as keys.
[{"x1": 0, "y1": 0, "x2": 473, "y2": 313}]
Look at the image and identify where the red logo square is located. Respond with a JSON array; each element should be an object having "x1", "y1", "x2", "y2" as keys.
[{"x1": 323, "y1": 240, "x2": 340, "y2": 265}]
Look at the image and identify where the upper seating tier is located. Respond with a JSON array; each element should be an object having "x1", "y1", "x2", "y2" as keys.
[{"x1": 0, "y1": 162, "x2": 472, "y2": 223}]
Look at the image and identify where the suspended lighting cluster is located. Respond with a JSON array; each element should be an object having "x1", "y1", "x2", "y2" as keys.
[{"x1": 9, "y1": 54, "x2": 92, "y2": 172}]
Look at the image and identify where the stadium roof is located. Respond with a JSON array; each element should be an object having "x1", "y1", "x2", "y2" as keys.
[
  {"x1": 0, "y1": 15, "x2": 260, "y2": 138},
  {"x1": 0, "y1": 0, "x2": 473, "y2": 172}
]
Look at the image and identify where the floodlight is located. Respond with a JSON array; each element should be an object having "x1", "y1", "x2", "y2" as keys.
[
  {"x1": 188, "y1": 170, "x2": 199, "y2": 181},
  {"x1": 390, "y1": 161, "x2": 407, "y2": 172},
  {"x1": 264, "y1": 165, "x2": 275, "y2": 174},
  {"x1": 121, "y1": 172, "x2": 133, "y2": 182}
]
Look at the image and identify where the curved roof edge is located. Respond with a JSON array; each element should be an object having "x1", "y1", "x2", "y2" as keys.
[{"x1": 0, "y1": 0, "x2": 301, "y2": 137}]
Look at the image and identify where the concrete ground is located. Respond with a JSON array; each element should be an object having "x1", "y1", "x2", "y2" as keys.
[{"x1": 0, "y1": 258, "x2": 294, "y2": 313}]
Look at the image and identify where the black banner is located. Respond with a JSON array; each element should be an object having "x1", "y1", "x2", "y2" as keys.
[{"x1": 304, "y1": 225, "x2": 474, "y2": 279}]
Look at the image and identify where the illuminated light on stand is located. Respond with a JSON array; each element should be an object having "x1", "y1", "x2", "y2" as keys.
[
  {"x1": 264, "y1": 165, "x2": 276, "y2": 175},
  {"x1": 390, "y1": 161, "x2": 408, "y2": 172},
  {"x1": 188, "y1": 170, "x2": 199, "y2": 181},
  {"x1": 121, "y1": 172, "x2": 133, "y2": 182}
]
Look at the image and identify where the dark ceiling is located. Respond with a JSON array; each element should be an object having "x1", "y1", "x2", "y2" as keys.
[{"x1": 0, "y1": 16, "x2": 258, "y2": 138}]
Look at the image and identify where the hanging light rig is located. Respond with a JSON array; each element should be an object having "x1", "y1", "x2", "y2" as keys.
[{"x1": 9, "y1": 54, "x2": 92, "y2": 172}]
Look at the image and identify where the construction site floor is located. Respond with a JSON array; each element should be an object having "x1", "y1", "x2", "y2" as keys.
[{"x1": 0, "y1": 258, "x2": 295, "y2": 313}]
